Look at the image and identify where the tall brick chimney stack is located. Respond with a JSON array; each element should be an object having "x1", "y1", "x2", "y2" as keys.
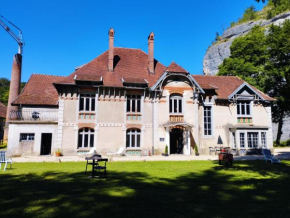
[
  {"x1": 148, "y1": 32, "x2": 154, "y2": 74},
  {"x1": 4, "y1": 53, "x2": 22, "y2": 141},
  {"x1": 6, "y1": 54, "x2": 22, "y2": 120},
  {"x1": 108, "y1": 28, "x2": 115, "y2": 72}
]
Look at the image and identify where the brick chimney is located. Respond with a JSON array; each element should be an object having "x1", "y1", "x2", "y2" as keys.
[
  {"x1": 4, "y1": 53, "x2": 22, "y2": 141},
  {"x1": 148, "y1": 32, "x2": 154, "y2": 74},
  {"x1": 108, "y1": 28, "x2": 115, "y2": 72}
]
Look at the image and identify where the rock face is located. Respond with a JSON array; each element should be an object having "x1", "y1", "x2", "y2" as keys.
[
  {"x1": 203, "y1": 11, "x2": 290, "y2": 75},
  {"x1": 203, "y1": 11, "x2": 290, "y2": 142}
]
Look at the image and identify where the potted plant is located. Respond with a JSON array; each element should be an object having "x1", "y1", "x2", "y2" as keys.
[
  {"x1": 162, "y1": 145, "x2": 169, "y2": 156},
  {"x1": 55, "y1": 149, "x2": 62, "y2": 157},
  {"x1": 195, "y1": 145, "x2": 199, "y2": 156}
]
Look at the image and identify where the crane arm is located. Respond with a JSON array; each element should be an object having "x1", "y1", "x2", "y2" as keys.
[{"x1": 0, "y1": 15, "x2": 24, "y2": 54}]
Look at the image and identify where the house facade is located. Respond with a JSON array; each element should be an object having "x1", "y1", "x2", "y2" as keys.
[{"x1": 6, "y1": 29, "x2": 275, "y2": 157}]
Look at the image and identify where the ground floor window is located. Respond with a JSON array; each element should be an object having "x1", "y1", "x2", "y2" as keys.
[
  {"x1": 240, "y1": 133, "x2": 245, "y2": 148},
  {"x1": 126, "y1": 129, "x2": 141, "y2": 148},
  {"x1": 247, "y1": 132, "x2": 258, "y2": 148},
  {"x1": 261, "y1": 132, "x2": 267, "y2": 148},
  {"x1": 239, "y1": 131, "x2": 268, "y2": 149},
  {"x1": 78, "y1": 128, "x2": 94, "y2": 148},
  {"x1": 20, "y1": 133, "x2": 35, "y2": 141}
]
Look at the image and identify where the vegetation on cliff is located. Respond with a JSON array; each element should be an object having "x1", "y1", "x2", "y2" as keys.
[{"x1": 218, "y1": 20, "x2": 290, "y2": 144}]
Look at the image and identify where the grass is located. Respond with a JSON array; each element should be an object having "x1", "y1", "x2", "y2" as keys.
[{"x1": 1, "y1": 160, "x2": 290, "y2": 218}]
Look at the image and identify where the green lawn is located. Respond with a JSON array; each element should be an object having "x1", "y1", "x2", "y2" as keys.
[{"x1": 1, "y1": 160, "x2": 290, "y2": 218}]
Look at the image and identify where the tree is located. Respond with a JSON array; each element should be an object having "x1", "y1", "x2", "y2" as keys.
[
  {"x1": 0, "y1": 78, "x2": 26, "y2": 105},
  {"x1": 218, "y1": 20, "x2": 290, "y2": 144}
]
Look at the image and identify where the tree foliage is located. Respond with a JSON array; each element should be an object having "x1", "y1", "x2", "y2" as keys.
[
  {"x1": 0, "y1": 78, "x2": 26, "y2": 105},
  {"x1": 218, "y1": 20, "x2": 290, "y2": 143}
]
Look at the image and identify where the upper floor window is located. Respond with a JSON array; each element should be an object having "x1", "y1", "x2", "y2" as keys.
[
  {"x1": 78, "y1": 128, "x2": 94, "y2": 148},
  {"x1": 79, "y1": 94, "x2": 95, "y2": 112},
  {"x1": 127, "y1": 95, "x2": 141, "y2": 113},
  {"x1": 169, "y1": 94, "x2": 183, "y2": 114},
  {"x1": 203, "y1": 106, "x2": 212, "y2": 136},
  {"x1": 237, "y1": 100, "x2": 251, "y2": 117}
]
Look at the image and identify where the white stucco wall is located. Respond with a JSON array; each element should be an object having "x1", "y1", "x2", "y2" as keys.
[{"x1": 7, "y1": 123, "x2": 57, "y2": 156}]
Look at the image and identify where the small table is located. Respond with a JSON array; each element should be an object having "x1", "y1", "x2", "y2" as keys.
[{"x1": 85, "y1": 155, "x2": 108, "y2": 178}]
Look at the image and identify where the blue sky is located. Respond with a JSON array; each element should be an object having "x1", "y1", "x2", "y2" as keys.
[{"x1": 0, "y1": 0, "x2": 265, "y2": 82}]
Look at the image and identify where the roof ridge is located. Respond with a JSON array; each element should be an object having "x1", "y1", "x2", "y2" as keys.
[{"x1": 31, "y1": 73, "x2": 66, "y2": 78}]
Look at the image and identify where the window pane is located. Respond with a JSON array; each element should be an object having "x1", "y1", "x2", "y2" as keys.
[
  {"x1": 137, "y1": 135, "x2": 140, "y2": 147},
  {"x1": 80, "y1": 98, "x2": 84, "y2": 111},
  {"x1": 85, "y1": 98, "x2": 90, "y2": 111},
  {"x1": 127, "y1": 98, "x2": 130, "y2": 112},
  {"x1": 174, "y1": 99, "x2": 177, "y2": 113},
  {"x1": 170, "y1": 99, "x2": 172, "y2": 113},
  {"x1": 237, "y1": 103, "x2": 240, "y2": 115},
  {"x1": 78, "y1": 134, "x2": 82, "y2": 148},
  {"x1": 246, "y1": 103, "x2": 250, "y2": 115},
  {"x1": 241, "y1": 103, "x2": 245, "y2": 115},
  {"x1": 126, "y1": 135, "x2": 130, "y2": 148},
  {"x1": 90, "y1": 134, "x2": 94, "y2": 147},
  {"x1": 132, "y1": 134, "x2": 135, "y2": 147},
  {"x1": 132, "y1": 99, "x2": 136, "y2": 112},
  {"x1": 179, "y1": 99, "x2": 182, "y2": 113},
  {"x1": 84, "y1": 135, "x2": 88, "y2": 147},
  {"x1": 137, "y1": 99, "x2": 141, "y2": 112},
  {"x1": 91, "y1": 98, "x2": 95, "y2": 111}
]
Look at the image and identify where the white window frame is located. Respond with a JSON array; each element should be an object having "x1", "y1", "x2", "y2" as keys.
[
  {"x1": 237, "y1": 100, "x2": 252, "y2": 117},
  {"x1": 202, "y1": 103, "x2": 214, "y2": 137},
  {"x1": 79, "y1": 94, "x2": 96, "y2": 112},
  {"x1": 127, "y1": 95, "x2": 141, "y2": 113},
  {"x1": 239, "y1": 132, "x2": 246, "y2": 148},
  {"x1": 20, "y1": 133, "x2": 35, "y2": 141},
  {"x1": 231, "y1": 132, "x2": 236, "y2": 149},
  {"x1": 126, "y1": 129, "x2": 141, "y2": 148},
  {"x1": 169, "y1": 94, "x2": 183, "y2": 114},
  {"x1": 237, "y1": 130, "x2": 268, "y2": 149},
  {"x1": 261, "y1": 132, "x2": 267, "y2": 148},
  {"x1": 247, "y1": 132, "x2": 259, "y2": 148},
  {"x1": 78, "y1": 128, "x2": 94, "y2": 148}
]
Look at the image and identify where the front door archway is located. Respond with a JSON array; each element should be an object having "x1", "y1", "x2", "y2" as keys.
[{"x1": 170, "y1": 128, "x2": 184, "y2": 154}]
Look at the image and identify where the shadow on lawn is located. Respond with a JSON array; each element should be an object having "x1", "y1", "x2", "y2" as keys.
[{"x1": 1, "y1": 161, "x2": 290, "y2": 218}]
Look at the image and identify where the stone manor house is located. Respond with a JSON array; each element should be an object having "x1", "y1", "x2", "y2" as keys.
[{"x1": 6, "y1": 29, "x2": 275, "y2": 156}]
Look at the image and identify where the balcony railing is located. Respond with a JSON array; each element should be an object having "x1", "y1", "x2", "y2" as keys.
[
  {"x1": 9, "y1": 110, "x2": 58, "y2": 122},
  {"x1": 169, "y1": 115, "x2": 184, "y2": 122}
]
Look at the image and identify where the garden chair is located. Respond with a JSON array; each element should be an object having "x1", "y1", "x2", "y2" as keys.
[
  {"x1": 0, "y1": 151, "x2": 13, "y2": 171},
  {"x1": 107, "y1": 147, "x2": 125, "y2": 157},
  {"x1": 262, "y1": 149, "x2": 281, "y2": 164}
]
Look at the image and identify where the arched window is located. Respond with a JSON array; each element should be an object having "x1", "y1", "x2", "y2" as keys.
[
  {"x1": 126, "y1": 129, "x2": 141, "y2": 148},
  {"x1": 169, "y1": 94, "x2": 183, "y2": 113},
  {"x1": 78, "y1": 128, "x2": 94, "y2": 148}
]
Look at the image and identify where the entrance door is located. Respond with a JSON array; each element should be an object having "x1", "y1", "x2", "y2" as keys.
[
  {"x1": 40, "y1": 133, "x2": 52, "y2": 155},
  {"x1": 170, "y1": 128, "x2": 184, "y2": 154}
]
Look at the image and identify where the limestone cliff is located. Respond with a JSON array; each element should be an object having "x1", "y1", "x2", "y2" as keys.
[
  {"x1": 203, "y1": 11, "x2": 290, "y2": 75},
  {"x1": 203, "y1": 11, "x2": 290, "y2": 142}
]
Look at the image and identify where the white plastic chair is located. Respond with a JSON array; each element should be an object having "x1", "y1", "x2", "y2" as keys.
[
  {"x1": 77, "y1": 148, "x2": 96, "y2": 155},
  {"x1": 107, "y1": 147, "x2": 126, "y2": 157},
  {"x1": 0, "y1": 151, "x2": 13, "y2": 171}
]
